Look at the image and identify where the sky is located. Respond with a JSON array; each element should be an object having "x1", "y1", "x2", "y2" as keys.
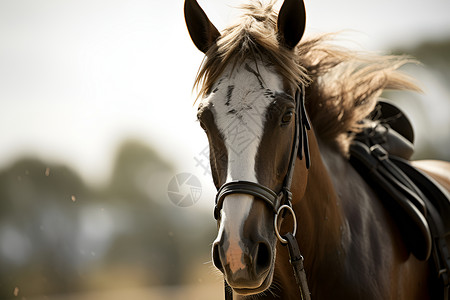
[{"x1": 1, "y1": 0, "x2": 450, "y2": 192}]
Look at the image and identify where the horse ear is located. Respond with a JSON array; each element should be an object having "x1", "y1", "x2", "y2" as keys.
[
  {"x1": 184, "y1": 0, "x2": 220, "y2": 53},
  {"x1": 277, "y1": 0, "x2": 306, "y2": 49}
]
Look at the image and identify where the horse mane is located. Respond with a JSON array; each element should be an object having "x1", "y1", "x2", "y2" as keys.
[{"x1": 194, "y1": 0, "x2": 420, "y2": 155}]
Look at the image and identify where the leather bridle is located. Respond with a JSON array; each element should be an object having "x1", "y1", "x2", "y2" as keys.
[
  {"x1": 214, "y1": 84, "x2": 310, "y2": 220},
  {"x1": 213, "y1": 85, "x2": 312, "y2": 300}
]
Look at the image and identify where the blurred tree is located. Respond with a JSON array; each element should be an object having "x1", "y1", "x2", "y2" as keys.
[
  {"x1": 0, "y1": 139, "x2": 215, "y2": 299},
  {"x1": 102, "y1": 139, "x2": 183, "y2": 286},
  {"x1": 400, "y1": 39, "x2": 450, "y2": 82},
  {"x1": 387, "y1": 38, "x2": 450, "y2": 161},
  {"x1": 0, "y1": 159, "x2": 88, "y2": 297}
]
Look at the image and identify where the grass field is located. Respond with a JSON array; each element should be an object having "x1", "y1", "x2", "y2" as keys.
[{"x1": 8, "y1": 283, "x2": 224, "y2": 300}]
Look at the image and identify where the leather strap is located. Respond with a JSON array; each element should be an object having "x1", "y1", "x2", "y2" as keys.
[
  {"x1": 284, "y1": 232, "x2": 311, "y2": 300},
  {"x1": 215, "y1": 181, "x2": 283, "y2": 219},
  {"x1": 299, "y1": 85, "x2": 311, "y2": 169},
  {"x1": 224, "y1": 279, "x2": 232, "y2": 300},
  {"x1": 350, "y1": 141, "x2": 432, "y2": 260},
  {"x1": 392, "y1": 157, "x2": 450, "y2": 300},
  {"x1": 350, "y1": 139, "x2": 450, "y2": 299}
]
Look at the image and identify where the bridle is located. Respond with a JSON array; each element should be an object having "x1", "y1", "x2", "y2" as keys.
[
  {"x1": 214, "y1": 84, "x2": 310, "y2": 223},
  {"x1": 213, "y1": 84, "x2": 312, "y2": 300}
]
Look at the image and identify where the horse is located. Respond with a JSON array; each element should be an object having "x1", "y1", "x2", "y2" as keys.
[{"x1": 184, "y1": 0, "x2": 450, "y2": 299}]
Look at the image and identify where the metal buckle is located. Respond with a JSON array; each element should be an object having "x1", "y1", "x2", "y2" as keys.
[
  {"x1": 439, "y1": 268, "x2": 449, "y2": 285},
  {"x1": 370, "y1": 144, "x2": 388, "y2": 161}
]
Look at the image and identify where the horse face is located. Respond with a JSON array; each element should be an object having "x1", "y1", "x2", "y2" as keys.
[{"x1": 197, "y1": 60, "x2": 298, "y2": 294}]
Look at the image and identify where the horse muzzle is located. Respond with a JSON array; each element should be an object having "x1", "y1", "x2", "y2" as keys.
[{"x1": 212, "y1": 194, "x2": 276, "y2": 295}]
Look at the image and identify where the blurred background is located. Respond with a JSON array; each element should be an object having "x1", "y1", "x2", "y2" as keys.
[{"x1": 0, "y1": 0, "x2": 449, "y2": 299}]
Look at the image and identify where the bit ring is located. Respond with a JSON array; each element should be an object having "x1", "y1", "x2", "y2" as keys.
[{"x1": 274, "y1": 204, "x2": 297, "y2": 244}]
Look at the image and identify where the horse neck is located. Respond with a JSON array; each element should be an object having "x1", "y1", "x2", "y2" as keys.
[
  {"x1": 291, "y1": 130, "x2": 345, "y2": 271},
  {"x1": 271, "y1": 131, "x2": 346, "y2": 299}
]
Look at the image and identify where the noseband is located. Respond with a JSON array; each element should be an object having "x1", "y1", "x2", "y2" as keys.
[{"x1": 214, "y1": 85, "x2": 312, "y2": 300}]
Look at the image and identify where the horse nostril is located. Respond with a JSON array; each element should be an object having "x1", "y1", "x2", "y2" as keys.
[
  {"x1": 255, "y1": 241, "x2": 271, "y2": 275},
  {"x1": 212, "y1": 242, "x2": 224, "y2": 272}
]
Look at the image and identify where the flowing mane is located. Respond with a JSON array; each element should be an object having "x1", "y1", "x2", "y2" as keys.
[{"x1": 193, "y1": 0, "x2": 420, "y2": 154}]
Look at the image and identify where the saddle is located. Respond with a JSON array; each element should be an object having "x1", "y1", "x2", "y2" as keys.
[{"x1": 349, "y1": 101, "x2": 450, "y2": 299}]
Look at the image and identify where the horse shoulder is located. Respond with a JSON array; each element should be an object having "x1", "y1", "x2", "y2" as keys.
[{"x1": 317, "y1": 143, "x2": 398, "y2": 298}]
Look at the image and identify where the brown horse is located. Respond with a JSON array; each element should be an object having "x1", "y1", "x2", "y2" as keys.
[{"x1": 184, "y1": 0, "x2": 450, "y2": 299}]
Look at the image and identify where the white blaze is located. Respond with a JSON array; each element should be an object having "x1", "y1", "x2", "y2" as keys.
[{"x1": 203, "y1": 60, "x2": 284, "y2": 272}]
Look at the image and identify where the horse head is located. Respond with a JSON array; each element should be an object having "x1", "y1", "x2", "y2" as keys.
[{"x1": 185, "y1": 0, "x2": 309, "y2": 295}]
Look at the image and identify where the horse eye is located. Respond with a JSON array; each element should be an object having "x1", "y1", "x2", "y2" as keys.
[{"x1": 281, "y1": 111, "x2": 293, "y2": 124}]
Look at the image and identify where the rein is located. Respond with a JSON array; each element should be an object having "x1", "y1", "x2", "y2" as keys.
[{"x1": 214, "y1": 85, "x2": 312, "y2": 300}]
